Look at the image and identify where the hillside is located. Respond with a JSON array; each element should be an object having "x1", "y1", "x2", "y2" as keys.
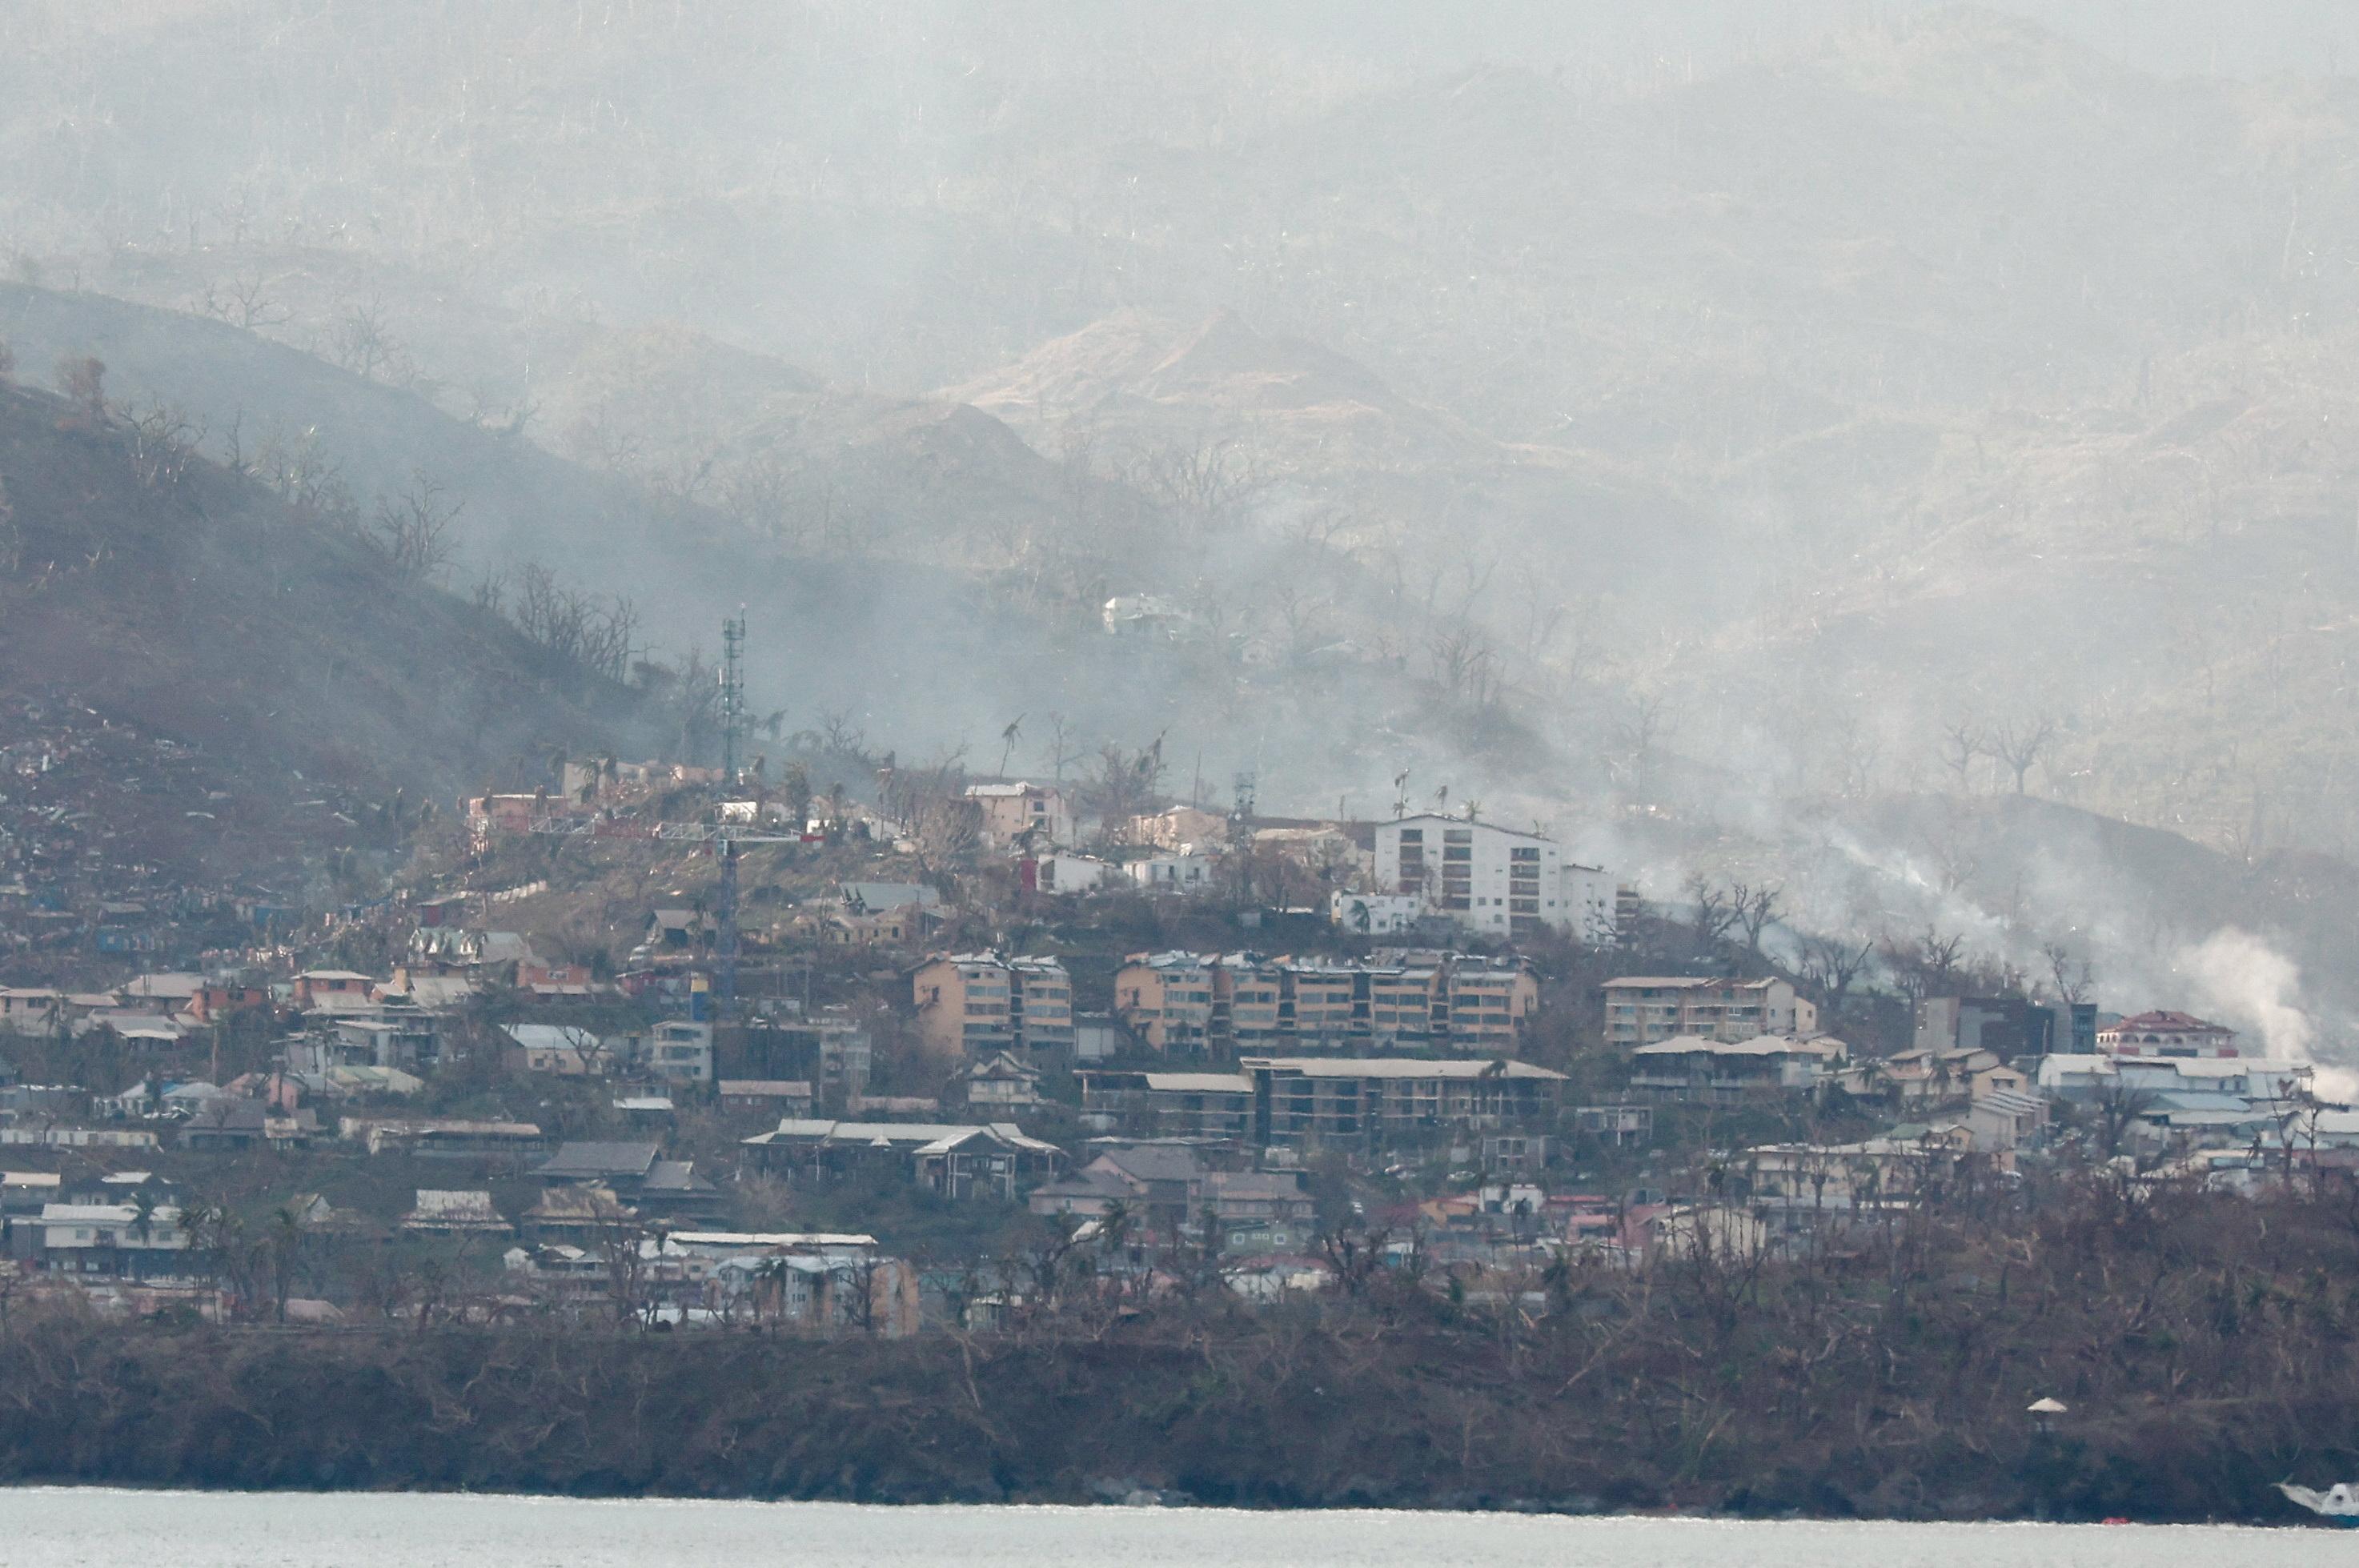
[{"x1": 0, "y1": 375, "x2": 657, "y2": 901}]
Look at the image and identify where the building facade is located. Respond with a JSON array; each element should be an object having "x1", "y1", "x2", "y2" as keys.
[
  {"x1": 1371, "y1": 815, "x2": 1615, "y2": 943},
  {"x1": 1603, "y1": 976, "x2": 1814, "y2": 1049}
]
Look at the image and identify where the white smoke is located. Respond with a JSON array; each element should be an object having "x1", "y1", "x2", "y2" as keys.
[{"x1": 2176, "y1": 928, "x2": 2358, "y2": 1101}]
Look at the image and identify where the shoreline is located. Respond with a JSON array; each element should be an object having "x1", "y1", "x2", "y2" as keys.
[{"x1": 0, "y1": 1482, "x2": 2318, "y2": 1531}]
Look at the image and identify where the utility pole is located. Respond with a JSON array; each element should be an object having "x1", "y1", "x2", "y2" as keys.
[
  {"x1": 1230, "y1": 770, "x2": 1256, "y2": 907},
  {"x1": 717, "y1": 611, "x2": 748, "y2": 1017}
]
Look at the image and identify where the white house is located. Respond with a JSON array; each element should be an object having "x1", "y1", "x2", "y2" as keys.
[
  {"x1": 1370, "y1": 815, "x2": 1615, "y2": 943},
  {"x1": 1032, "y1": 853, "x2": 1112, "y2": 894},
  {"x1": 1126, "y1": 851, "x2": 1220, "y2": 893}
]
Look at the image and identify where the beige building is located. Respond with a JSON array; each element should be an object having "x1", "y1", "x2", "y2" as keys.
[
  {"x1": 965, "y1": 783, "x2": 1073, "y2": 850},
  {"x1": 1603, "y1": 976, "x2": 1815, "y2": 1049},
  {"x1": 1116, "y1": 950, "x2": 1538, "y2": 1059},
  {"x1": 1114, "y1": 952, "x2": 1218, "y2": 1054},
  {"x1": 911, "y1": 952, "x2": 1073, "y2": 1057}
]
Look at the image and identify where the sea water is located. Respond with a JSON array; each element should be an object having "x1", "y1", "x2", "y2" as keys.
[{"x1": 0, "y1": 1486, "x2": 2340, "y2": 1566}]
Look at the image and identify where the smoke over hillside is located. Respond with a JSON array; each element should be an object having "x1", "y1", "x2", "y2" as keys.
[{"x1": 9, "y1": 1, "x2": 2359, "y2": 1057}]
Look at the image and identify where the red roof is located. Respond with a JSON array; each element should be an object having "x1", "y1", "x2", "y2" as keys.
[{"x1": 2104, "y1": 1010, "x2": 2229, "y2": 1034}]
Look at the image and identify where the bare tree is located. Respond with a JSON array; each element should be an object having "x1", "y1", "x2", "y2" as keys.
[
  {"x1": 367, "y1": 471, "x2": 464, "y2": 583},
  {"x1": 1939, "y1": 717, "x2": 1983, "y2": 792},
  {"x1": 1798, "y1": 936, "x2": 1874, "y2": 1026},
  {"x1": 1611, "y1": 696, "x2": 1669, "y2": 793},
  {"x1": 1882, "y1": 925, "x2": 1968, "y2": 1006},
  {"x1": 122, "y1": 401, "x2": 203, "y2": 491},
  {"x1": 1041, "y1": 712, "x2": 1082, "y2": 783},
  {"x1": 0, "y1": 338, "x2": 15, "y2": 383},
  {"x1": 1987, "y1": 714, "x2": 2060, "y2": 796},
  {"x1": 1128, "y1": 431, "x2": 1273, "y2": 535},
  {"x1": 1683, "y1": 872, "x2": 1737, "y2": 955},
  {"x1": 1731, "y1": 882, "x2": 1783, "y2": 959},
  {"x1": 2040, "y1": 940, "x2": 2095, "y2": 1005},
  {"x1": 198, "y1": 271, "x2": 291, "y2": 331},
  {"x1": 1081, "y1": 736, "x2": 1168, "y2": 838},
  {"x1": 327, "y1": 297, "x2": 404, "y2": 383}
]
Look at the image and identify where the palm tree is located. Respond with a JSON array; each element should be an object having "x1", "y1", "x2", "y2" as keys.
[{"x1": 129, "y1": 1191, "x2": 157, "y2": 1277}]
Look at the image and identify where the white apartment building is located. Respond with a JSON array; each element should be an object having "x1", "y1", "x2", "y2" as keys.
[{"x1": 1371, "y1": 815, "x2": 1615, "y2": 943}]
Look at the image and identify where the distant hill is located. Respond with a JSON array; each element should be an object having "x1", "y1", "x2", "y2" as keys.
[{"x1": 0, "y1": 375, "x2": 672, "y2": 899}]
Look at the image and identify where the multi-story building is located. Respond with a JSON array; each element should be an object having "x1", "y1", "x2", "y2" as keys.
[
  {"x1": 964, "y1": 783, "x2": 1073, "y2": 850},
  {"x1": 1008, "y1": 955, "x2": 1074, "y2": 1053},
  {"x1": 646, "y1": 1020, "x2": 715, "y2": 1085},
  {"x1": 1371, "y1": 815, "x2": 1615, "y2": 943},
  {"x1": 2096, "y1": 1010, "x2": 2239, "y2": 1059},
  {"x1": 1602, "y1": 976, "x2": 1814, "y2": 1049},
  {"x1": 1439, "y1": 958, "x2": 1538, "y2": 1053},
  {"x1": 1210, "y1": 955, "x2": 1286, "y2": 1052},
  {"x1": 1113, "y1": 952, "x2": 1218, "y2": 1055},
  {"x1": 1363, "y1": 960, "x2": 1440, "y2": 1048},
  {"x1": 913, "y1": 954, "x2": 1012, "y2": 1054},
  {"x1": 1278, "y1": 960, "x2": 1359, "y2": 1045},
  {"x1": 911, "y1": 953, "x2": 1074, "y2": 1057},
  {"x1": 1113, "y1": 950, "x2": 1537, "y2": 1058},
  {"x1": 1243, "y1": 1057, "x2": 1568, "y2": 1153},
  {"x1": 1077, "y1": 1069, "x2": 1257, "y2": 1141}
]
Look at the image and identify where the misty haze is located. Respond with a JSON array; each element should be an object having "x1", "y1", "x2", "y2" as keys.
[{"x1": 2, "y1": 0, "x2": 2359, "y2": 1541}]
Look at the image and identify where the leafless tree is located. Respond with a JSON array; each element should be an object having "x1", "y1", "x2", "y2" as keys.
[
  {"x1": 1129, "y1": 432, "x2": 1273, "y2": 535},
  {"x1": 1041, "y1": 712, "x2": 1083, "y2": 783},
  {"x1": 1426, "y1": 619, "x2": 1503, "y2": 708},
  {"x1": 1987, "y1": 714, "x2": 2060, "y2": 796},
  {"x1": 327, "y1": 297, "x2": 404, "y2": 383},
  {"x1": 1882, "y1": 925, "x2": 1968, "y2": 1006},
  {"x1": 1610, "y1": 696, "x2": 1669, "y2": 793},
  {"x1": 1683, "y1": 872, "x2": 1737, "y2": 954},
  {"x1": 2040, "y1": 940, "x2": 2095, "y2": 1005},
  {"x1": 122, "y1": 401, "x2": 203, "y2": 491},
  {"x1": 1940, "y1": 717, "x2": 1983, "y2": 792},
  {"x1": 1798, "y1": 935, "x2": 1874, "y2": 1025},
  {"x1": 502, "y1": 561, "x2": 640, "y2": 681},
  {"x1": 198, "y1": 271, "x2": 291, "y2": 331},
  {"x1": 1081, "y1": 736, "x2": 1168, "y2": 837},
  {"x1": 367, "y1": 471, "x2": 464, "y2": 583},
  {"x1": 0, "y1": 339, "x2": 15, "y2": 383},
  {"x1": 1731, "y1": 882, "x2": 1783, "y2": 959}
]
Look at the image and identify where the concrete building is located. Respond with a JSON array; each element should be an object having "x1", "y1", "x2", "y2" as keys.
[
  {"x1": 1627, "y1": 1034, "x2": 1846, "y2": 1101},
  {"x1": 1243, "y1": 1057, "x2": 1568, "y2": 1153},
  {"x1": 2096, "y1": 1010, "x2": 2241, "y2": 1058},
  {"x1": 1116, "y1": 949, "x2": 1538, "y2": 1058},
  {"x1": 911, "y1": 953, "x2": 1074, "y2": 1057},
  {"x1": 1372, "y1": 814, "x2": 1615, "y2": 943},
  {"x1": 1115, "y1": 952, "x2": 1218, "y2": 1055},
  {"x1": 1603, "y1": 976, "x2": 1815, "y2": 1049},
  {"x1": 964, "y1": 782, "x2": 1073, "y2": 850},
  {"x1": 646, "y1": 1021, "x2": 715, "y2": 1085},
  {"x1": 1077, "y1": 1069, "x2": 1256, "y2": 1141}
]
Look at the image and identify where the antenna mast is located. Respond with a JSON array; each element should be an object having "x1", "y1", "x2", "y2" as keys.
[{"x1": 717, "y1": 609, "x2": 748, "y2": 1017}]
